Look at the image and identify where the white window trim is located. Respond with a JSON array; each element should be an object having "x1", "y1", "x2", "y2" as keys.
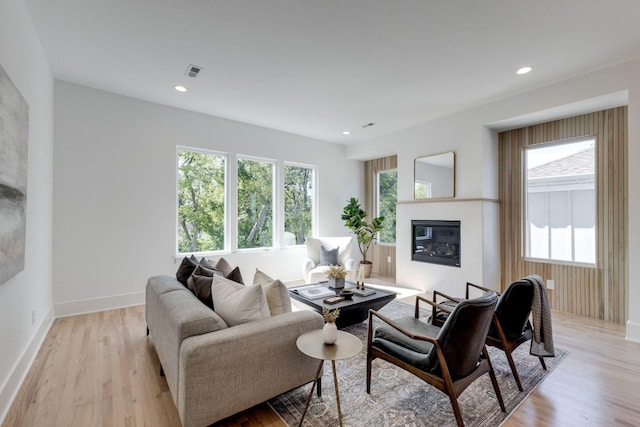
[
  {"x1": 376, "y1": 168, "x2": 397, "y2": 246},
  {"x1": 236, "y1": 154, "x2": 277, "y2": 251}
]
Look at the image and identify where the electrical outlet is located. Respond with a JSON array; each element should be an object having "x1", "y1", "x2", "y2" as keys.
[
  {"x1": 387, "y1": 256, "x2": 392, "y2": 263},
  {"x1": 547, "y1": 279, "x2": 555, "y2": 290}
]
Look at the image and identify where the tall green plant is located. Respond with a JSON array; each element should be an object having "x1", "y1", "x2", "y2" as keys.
[{"x1": 341, "y1": 197, "x2": 385, "y2": 263}]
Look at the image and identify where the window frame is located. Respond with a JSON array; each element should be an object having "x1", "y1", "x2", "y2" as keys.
[
  {"x1": 175, "y1": 146, "x2": 229, "y2": 256},
  {"x1": 282, "y1": 161, "x2": 318, "y2": 247},
  {"x1": 376, "y1": 168, "x2": 398, "y2": 246},
  {"x1": 236, "y1": 154, "x2": 277, "y2": 252},
  {"x1": 522, "y1": 137, "x2": 597, "y2": 267}
]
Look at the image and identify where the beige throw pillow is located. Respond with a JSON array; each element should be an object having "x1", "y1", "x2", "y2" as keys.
[
  {"x1": 211, "y1": 275, "x2": 270, "y2": 326},
  {"x1": 253, "y1": 268, "x2": 292, "y2": 316}
]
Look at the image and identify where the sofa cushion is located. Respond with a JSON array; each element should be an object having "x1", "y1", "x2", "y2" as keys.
[
  {"x1": 319, "y1": 245, "x2": 339, "y2": 266},
  {"x1": 253, "y1": 268, "x2": 292, "y2": 316},
  {"x1": 211, "y1": 275, "x2": 270, "y2": 326},
  {"x1": 176, "y1": 256, "x2": 199, "y2": 286}
]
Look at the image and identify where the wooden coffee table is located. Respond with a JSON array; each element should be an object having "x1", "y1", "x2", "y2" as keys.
[{"x1": 289, "y1": 281, "x2": 396, "y2": 328}]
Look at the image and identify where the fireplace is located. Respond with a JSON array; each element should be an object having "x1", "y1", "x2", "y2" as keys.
[{"x1": 411, "y1": 220, "x2": 461, "y2": 267}]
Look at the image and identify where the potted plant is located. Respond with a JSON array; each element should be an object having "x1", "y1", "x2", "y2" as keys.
[
  {"x1": 326, "y1": 264, "x2": 347, "y2": 289},
  {"x1": 341, "y1": 197, "x2": 385, "y2": 278}
]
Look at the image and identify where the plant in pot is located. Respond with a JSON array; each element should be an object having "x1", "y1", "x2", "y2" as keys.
[
  {"x1": 326, "y1": 264, "x2": 347, "y2": 289},
  {"x1": 341, "y1": 197, "x2": 385, "y2": 278}
]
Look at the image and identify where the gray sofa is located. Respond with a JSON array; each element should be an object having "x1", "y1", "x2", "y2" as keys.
[{"x1": 145, "y1": 275, "x2": 324, "y2": 427}]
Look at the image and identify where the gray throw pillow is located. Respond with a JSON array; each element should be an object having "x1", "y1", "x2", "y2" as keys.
[
  {"x1": 187, "y1": 274, "x2": 215, "y2": 309},
  {"x1": 176, "y1": 256, "x2": 198, "y2": 286},
  {"x1": 319, "y1": 245, "x2": 339, "y2": 266}
]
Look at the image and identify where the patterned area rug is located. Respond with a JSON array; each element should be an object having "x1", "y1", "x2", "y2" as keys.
[{"x1": 268, "y1": 300, "x2": 567, "y2": 427}]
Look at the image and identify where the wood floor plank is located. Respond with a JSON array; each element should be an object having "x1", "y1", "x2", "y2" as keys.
[{"x1": 3, "y1": 290, "x2": 640, "y2": 427}]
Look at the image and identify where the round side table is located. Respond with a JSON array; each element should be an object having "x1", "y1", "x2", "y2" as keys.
[{"x1": 296, "y1": 329, "x2": 363, "y2": 427}]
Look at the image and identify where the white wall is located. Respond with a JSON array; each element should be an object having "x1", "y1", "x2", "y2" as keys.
[
  {"x1": 53, "y1": 81, "x2": 362, "y2": 316},
  {"x1": 0, "y1": 0, "x2": 54, "y2": 422},
  {"x1": 347, "y1": 58, "x2": 640, "y2": 341}
]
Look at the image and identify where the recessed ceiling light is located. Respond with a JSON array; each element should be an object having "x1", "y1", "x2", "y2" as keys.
[
  {"x1": 342, "y1": 131, "x2": 351, "y2": 135},
  {"x1": 516, "y1": 66, "x2": 533, "y2": 75},
  {"x1": 174, "y1": 85, "x2": 187, "y2": 92}
]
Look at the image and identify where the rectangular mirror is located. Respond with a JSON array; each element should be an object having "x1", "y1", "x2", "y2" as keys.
[{"x1": 414, "y1": 151, "x2": 455, "y2": 199}]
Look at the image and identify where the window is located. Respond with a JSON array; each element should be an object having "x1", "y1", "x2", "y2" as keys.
[
  {"x1": 283, "y1": 164, "x2": 315, "y2": 245},
  {"x1": 237, "y1": 157, "x2": 275, "y2": 249},
  {"x1": 377, "y1": 169, "x2": 397, "y2": 244},
  {"x1": 177, "y1": 147, "x2": 317, "y2": 254},
  {"x1": 524, "y1": 138, "x2": 596, "y2": 264},
  {"x1": 177, "y1": 148, "x2": 226, "y2": 253}
]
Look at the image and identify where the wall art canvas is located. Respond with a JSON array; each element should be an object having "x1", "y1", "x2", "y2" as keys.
[{"x1": 0, "y1": 64, "x2": 29, "y2": 285}]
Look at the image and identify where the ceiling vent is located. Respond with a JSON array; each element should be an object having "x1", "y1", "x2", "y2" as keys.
[
  {"x1": 361, "y1": 122, "x2": 375, "y2": 128},
  {"x1": 185, "y1": 64, "x2": 203, "y2": 78}
]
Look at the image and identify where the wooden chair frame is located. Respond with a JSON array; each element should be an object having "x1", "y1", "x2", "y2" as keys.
[{"x1": 366, "y1": 296, "x2": 505, "y2": 427}]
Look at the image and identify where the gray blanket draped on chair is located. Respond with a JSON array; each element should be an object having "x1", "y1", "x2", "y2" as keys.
[{"x1": 525, "y1": 274, "x2": 555, "y2": 357}]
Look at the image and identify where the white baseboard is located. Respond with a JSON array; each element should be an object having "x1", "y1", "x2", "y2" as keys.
[
  {"x1": 54, "y1": 291, "x2": 145, "y2": 318},
  {"x1": 0, "y1": 305, "x2": 54, "y2": 425},
  {"x1": 626, "y1": 320, "x2": 640, "y2": 343}
]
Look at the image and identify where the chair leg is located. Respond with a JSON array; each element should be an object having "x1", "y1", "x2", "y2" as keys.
[
  {"x1": 366, "y1": 353, "x2": 373, "y2": 393},
  {"x1": 448, "y1": 394, "x2": 465, "y2": 427},
  {"x1": 539, "y1": 357, "x2": 547, "y2": 370},
  {"x1": 504, "y1": 349, "x2": 524, "y2": 391},
  {"x1": 484, "y1": 347, "x2": 506, "y2": 412}
]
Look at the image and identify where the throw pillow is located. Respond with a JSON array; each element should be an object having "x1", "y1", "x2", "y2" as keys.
[
  {"x1": 214, "y1": 257, "x2": 234, "y2": 277},
  {"x1": 253, "y1": 268, "x2": 292, "y2": 316},
  {"x1": 253, "y1": 268, "x2": 274, "y2": 286},
  {"x1": 176, "y1": 256, "x2": 198, "y2": 286},
  {"x1": 193, "y1": 264, "x2": 219, "y2": 277},
  {"x1": 225, "y1": 265, "x2": 245, "y2": 285},
  {"x1": 187, "y1": 274, "x2": 214, "y2": 309},
  {"x1": 211, "y1": 275, "x2": 270, "y2": 326},
  {"x1": 199, "y1": 257, "x2": 217, "y2": 270},
  {"x1": 319, "y1": 245, "x2": 339, "y2": 266}
]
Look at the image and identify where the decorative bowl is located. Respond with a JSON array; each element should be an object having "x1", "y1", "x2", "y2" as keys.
[{"x1": 340, "y1": 290, "x2": 354, "y2": 300}]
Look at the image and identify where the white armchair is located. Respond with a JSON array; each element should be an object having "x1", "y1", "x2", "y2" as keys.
[{"x1": 302, "y1": 237, "x2": 356, "y2": 284}]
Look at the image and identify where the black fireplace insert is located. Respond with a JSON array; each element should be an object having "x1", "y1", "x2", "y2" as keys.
[{"x1": 411, "y1": 220, "x2": 460, "y2": 267}]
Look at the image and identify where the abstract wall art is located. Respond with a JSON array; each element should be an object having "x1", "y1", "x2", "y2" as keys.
[{"x1": 0, "y1": 64, "x2": 29, "y2": 285}]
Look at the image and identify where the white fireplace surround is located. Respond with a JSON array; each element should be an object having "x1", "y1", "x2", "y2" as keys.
[{"x1": 396, "y1": 199, "x2": 499, "y2": 298}]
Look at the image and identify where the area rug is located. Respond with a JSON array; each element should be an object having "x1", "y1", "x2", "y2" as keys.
[{"x1": 268, "y1": 300, "x2": 567, "y2": 427}]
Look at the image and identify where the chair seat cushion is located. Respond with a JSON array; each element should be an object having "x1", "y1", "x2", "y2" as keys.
[{"x1": 372, "y1": 316, "x2": 439, "y2": 371}]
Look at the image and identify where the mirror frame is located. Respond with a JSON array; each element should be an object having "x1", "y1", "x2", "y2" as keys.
[{"x1": 414, "y1": 151, "x2": 455, "y2": 199}]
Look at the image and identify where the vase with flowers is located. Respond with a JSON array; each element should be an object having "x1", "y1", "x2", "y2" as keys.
[
  {"x1": 326, "y1": 264, "x2": 347, "y2": 290},
  {"x1": 322, "y1": 307, "x2": 340, "y2": 344}
]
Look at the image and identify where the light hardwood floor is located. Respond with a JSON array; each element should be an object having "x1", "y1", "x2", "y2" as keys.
[{"x1": 3, "y1": 290, "x2": 640, "y2": 427}]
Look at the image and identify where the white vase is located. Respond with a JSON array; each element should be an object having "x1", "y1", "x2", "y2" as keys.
[{"x1": 322, "y1": 322, "x2": 338, "y2": 345}]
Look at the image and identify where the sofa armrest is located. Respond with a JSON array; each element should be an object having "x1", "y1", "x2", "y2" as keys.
[{"x1": 178, "y1": 310, "x2": 324, "y2": 427}]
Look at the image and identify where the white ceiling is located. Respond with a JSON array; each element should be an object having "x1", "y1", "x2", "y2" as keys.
[{"x1": 25, "y1": 0, "x2": 640, "y2": 144}]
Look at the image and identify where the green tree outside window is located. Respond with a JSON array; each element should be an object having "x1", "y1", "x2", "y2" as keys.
[
  {"x1": 177, "y1": 150, "x2": 226, "y2": 253},
  {"x1": 237, "y1": 158, "x2": 274, "y2": 249},
  {"x1": 378, "y1": 170, "x2": 397, "y2": 244}
]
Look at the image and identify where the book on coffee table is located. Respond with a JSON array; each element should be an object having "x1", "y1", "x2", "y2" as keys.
[{"x1": 297, "y1": 285, "x2": 335, "y2": 300}]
